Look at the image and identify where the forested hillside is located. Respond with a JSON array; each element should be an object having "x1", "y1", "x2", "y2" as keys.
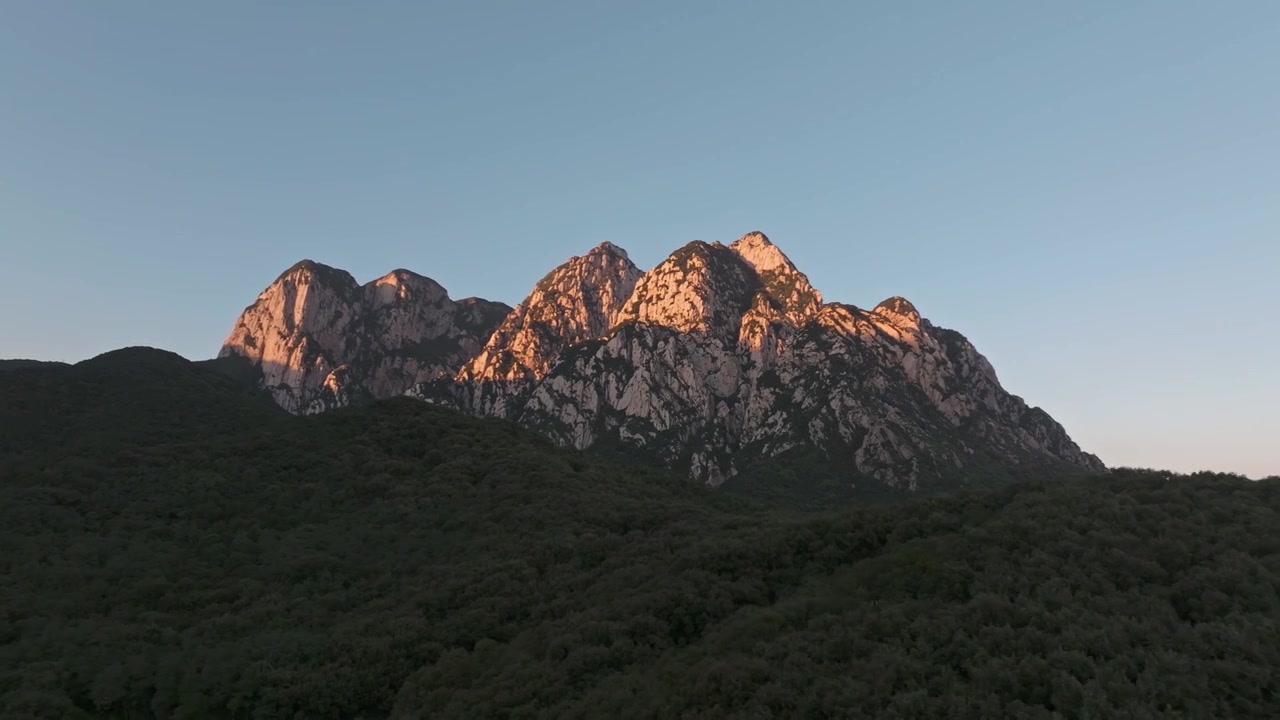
[{"x1": 1, "y1": 349, "x2": 1277, "y2": 718}]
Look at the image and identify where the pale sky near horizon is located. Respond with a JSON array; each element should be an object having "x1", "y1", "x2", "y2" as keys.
[{"x1": 1, "y1": 2, "x2": 1277, "y2": 477}]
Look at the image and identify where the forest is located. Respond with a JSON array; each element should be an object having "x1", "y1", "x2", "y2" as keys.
[{"x1": 1, "y1": 348, "x2": 1277, "y2": 718}]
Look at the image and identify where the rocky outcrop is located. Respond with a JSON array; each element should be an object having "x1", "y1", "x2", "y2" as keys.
[
  {"x1": 227, "y1": 231, "x2": 1102, "y2": 490},
  {"x1": 219, "y1": 260, "x2": 509, "y2": 414}
]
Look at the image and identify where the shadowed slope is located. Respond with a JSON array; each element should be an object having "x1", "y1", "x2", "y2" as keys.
[{"x1": 0, "y1": 347, "x2": 285, "y2": 463}]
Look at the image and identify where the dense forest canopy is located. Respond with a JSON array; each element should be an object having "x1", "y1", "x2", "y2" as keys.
[{"x1": 1, "y1": 349, "x2": 1277, "y2": 718}]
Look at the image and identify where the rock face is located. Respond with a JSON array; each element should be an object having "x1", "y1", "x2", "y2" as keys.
[
  {"x1": 226, "y1": 232, "x2": 1103, "y2": 489},
  {"x1": 219, "y1": 260, "x2": 509, "y2": 414}
]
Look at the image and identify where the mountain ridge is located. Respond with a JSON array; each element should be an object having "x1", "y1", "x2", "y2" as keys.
[{"x1": 220, "y1": 232, "x2": 1103, "y2": 489}]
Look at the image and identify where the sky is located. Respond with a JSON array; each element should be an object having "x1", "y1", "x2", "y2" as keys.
[{"x1": 1, "y1": 1, "x2": 1276, "y2": 478}]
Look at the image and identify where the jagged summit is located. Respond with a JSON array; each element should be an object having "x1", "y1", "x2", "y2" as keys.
[
  {"x1": 277, "y1": 259, "x2": 358, "y2": 288},
  {"x1": 715, "y1": 231, "x2": 823, "y2": 322},
  {"x1": 283, "y1": 258, "x2": 329, "y2": 274},
  {"x1": 220, "y1": 261, "x2": 509, "y2": 414},
  {"x1": 456, "y1": 240, "x2": 642, "y2": 394},
  {"x1": 272, "y1": 262, "x2": 443, "y2": 297},
  {"x1": 226, "y1": 231, "x2": 1102, "y2": 490},
  {"x1": 876, "y1": 295, "x2": 918, "y2": 315},
  {"x1": 366, "y1": 269, "x2": 449, "y2": 307},
  {"x1": 588, "y1": 241, "x2": 630, "y2": 260},
  {"x1": 728, "y1": 231, "x2": 787, "y2": 273},
  {"x1": 614, "y1": 240, "x2": 759, "y2": 337},
  {"x1": 874, "y1": 295, "x2": 922, "y2": 326},
  {"x1": 378, "y1": 268, "x2": 433, "y2": 282}
]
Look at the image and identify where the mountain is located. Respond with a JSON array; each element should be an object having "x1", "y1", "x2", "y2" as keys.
[
  {"x1": 218, "y1": 260, "x2": 510, "y2": 414},
  {"x1": 224, "y1": 232, "x2": 1102, "y2": 490},
  {"x1": 450, "y1": 241, "x2": 643, "y2": 417},
  {"x1": 0, "y1": 347, "x2": 284, "y2": 464},
  {"x1": 428, "y1": 232, "x2": 1099, "y2": 489},
  {"x1": 0, "y1": 359, "x2": 69, "y2": 372},
  {"x1": 1, "y1": 351, "x2": 1276, "y2": 718}
]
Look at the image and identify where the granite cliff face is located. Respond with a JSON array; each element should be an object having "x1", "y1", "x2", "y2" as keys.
[
  {"x1": 224, "y1": 232, "x2": 1103, "y2": 488},
  {"x1": 219, "y1": 261, "x2": 509, "y2": 414},
  {"x1": 451, "y1": 242, "x2": 643, "y2": 418}
]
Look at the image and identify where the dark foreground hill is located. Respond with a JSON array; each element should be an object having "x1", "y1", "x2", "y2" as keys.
[
  {"x1": 1, "y1": 349, "x2": 1277, "y2": 718},
  {"x1": 0, "y1": 347, "x2": 284, "y2": 461}
]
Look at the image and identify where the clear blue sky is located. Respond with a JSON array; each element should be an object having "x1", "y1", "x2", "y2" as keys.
[{"x1": 2, "y1": 1, "x2": 1276, "y2": 477}]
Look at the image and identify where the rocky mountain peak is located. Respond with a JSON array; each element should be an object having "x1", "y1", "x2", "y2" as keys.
[
  {"x1": 874, "y1": 295, "x2": 922, "y2": 328},
  {"x1": 728, "y1": 231, "x2": 784, "y2": 271},
  {"x1": 729, "y1": 232, "x2": 823, "y2": 323},
  {"x1": 220, "y1": 261, "x2": 508, "y2": 414},
  {"x1": 366, "y1": 269, "x2": 449, "y2": 307},
  {"x1": 615, "y1": 240, "x2": 760, "y2": 338},
  {"x1": 457, "y1": 242, "x2": 642, "y2": 390},
  {"x1": 588, "y1": 241, "x2": 630, "y2": 260},
  {"x1": 277, "y1": 259, "x2": 358, "y2": 292}
]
